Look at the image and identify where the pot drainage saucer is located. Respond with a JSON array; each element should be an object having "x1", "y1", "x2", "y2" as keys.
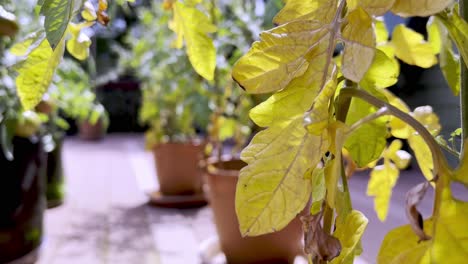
[
  {"x1": 147, "y1": 190, "x2": 207, "y2": 208},
  {"x1": 199, "y1": 236, "x2": 308, "y2": 264}
]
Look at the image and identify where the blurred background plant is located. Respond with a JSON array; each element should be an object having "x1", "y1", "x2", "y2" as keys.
[{"x1": 120, "y1": 3, "x2": 212, "y2": 148}]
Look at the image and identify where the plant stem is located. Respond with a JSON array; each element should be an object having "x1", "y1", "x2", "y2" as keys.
[{"x1": 461, "y1": 0, "x2": 468, "y2": 152}]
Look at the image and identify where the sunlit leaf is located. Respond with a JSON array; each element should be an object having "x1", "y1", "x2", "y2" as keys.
[
  {"x1": 66, "y1": 22, "x2": 92, "y2": 61},
  {"x1": 367, "y1": 161, "x2": 399, "y2": 221},
  {"x1": 309, "y1": 165, "x2": 326, "y2": 215},
  {"x1": 170, "y1": 2, "x2": 216, "y2": 81},
  {"x1": 360, "y1": 49, "x2": 400, "y2": 89},
  {"x1": 81, "y1": 1, "x2": 97, "y2": 21},
  {"x1": 40, "y1": 0, "x2": 74, "y2": 49},
  {"x1": 438, "y1": 8, "x2": 468, "y2": 70},
  {"x1": 330, "y1": 210, "x2": 368, "y2": 264},
  {"x1": 273, "y1": 0, "x2": 337, "y2": 25},
  {"x1": 378, "y1": 221, "x2": 433, "y2": 264},
  {"x1": 391, "y1": 0, "x2": 454, "y2": 17},
  {"x1": 236, "y1": 74, "x2": 336, "y2": 236},
  {"x1": 428, "y1": 16, "x2": 461, "y2": 95},
  {"x1": 344, "y1": 88, "x2": 388, "y2": 167},
  {"x1": 375, "y1": 18, "x2": 389, "y2": 45},
  {"x1": 15, "y1": 38, "x2": 65, "y2": 110},
  {"x1": 391, "y1": 25, "x2": 438, "y2": 68},
  {"x1": 347, "y1": 0, "x2": 395, "y2": 16},
  {"x1": 341, "y1": 8, "x2": 376, "y2": 82}
]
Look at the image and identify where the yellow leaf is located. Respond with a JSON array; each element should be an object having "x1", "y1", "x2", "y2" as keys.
[
  {"x1": 233, "y1": 20, "x2": 332, "y2": 94},
  {"x1": 427, "y1": 16, "x2": 442, "y2": 54},
  {"x1": 15, "y1": 38, "x2": 65, "y2": 110},
  {"x1": 66, "y1": 22, "x2": 92, "y2": 61},
  {"x1": 383, "y1": 90, "x2": 411, "y2": 139},
  {"x1": 454, "y1": 139, "x2": 468, "y2": 186},
  {"x1": 81, "y1": 1, "x2": 97, "y2": 22},
  {"x1": 387, "y1": 140, "x2": 412, "y2": 170},
  {"x1": 309, "y1": 165, "x2": 326, "y2": 215},
  {"x1": 341, "y1": 7, "x2": 376, "y2": 83},
  {"x1": 347, "y1": 0, "x2": 395, "y2": 16},
  {"x1": 273, "y1": 0, "x2": 337, "y2": 25},
  {"x1": 431, "y1": 189, "x2": 468, "y2": 263},
  {"x1": 378, "y1": 220, "x2": 433, "y2": 264},
  {"x1": 236, "y1": 73, "x2": 336, "y2": 236},
  {"x1": 391, "y1": 25, "x2": 438, "y2": 68},
  {"x1": 360, "y1": 49, "x2": 400, "y2": 89},
  {"x1": 408, "y1": 134, "x2": 434, "y2": 182},
  {"x1": 9, "y1": 32, "x2": 43, "y2": 56},
  {"x1": 411, "y1": 106, "x2": 441, "y2": 135},
  {"x1": 438, "y1": 7, "x2": 468, "y2": 70},
  {"x1": 305, "y1": 72, "x2": 338, "y2": 136},
  {"x1": 170, "y1": 2, "x2": 216, "y2": 81},
  {"x1": 330, "y1": 210, "x2": 368, "y2": 264},
  {"x1": 375, "y1": 18, "x2": 389, "y2": 45},
  {"x1": 236, "y1": 117, "x2": 328, "y2": 236},
  {"x1": 367, "y1": 161, "x2": 399, "y2": 221},
  {"x1": 391, "y1": 0, "x2": 454, "y2": 17}
]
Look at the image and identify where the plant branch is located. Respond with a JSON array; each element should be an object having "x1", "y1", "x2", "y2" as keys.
[
  {"x1": 461, "y1": 0, "x2": 468, "y2": 152},
  {"x1": 337, "y1": 88, "x2": 452, "y2": 176}
]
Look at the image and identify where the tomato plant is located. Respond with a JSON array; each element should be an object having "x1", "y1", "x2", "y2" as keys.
[{"x1": 231, "y1": 0, "x2": 468, "y2": 263}]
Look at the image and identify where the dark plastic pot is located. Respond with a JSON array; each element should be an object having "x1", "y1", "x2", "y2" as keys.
[
  {"x1": 0, "y1": 137, "x2": 45, "y2": 263},
  {"x1": 45, "y1": 136, "x2": 65, "y2": 208},
  {"x1": 78, "y1": 118, "x2": 105, "y2": 141}
]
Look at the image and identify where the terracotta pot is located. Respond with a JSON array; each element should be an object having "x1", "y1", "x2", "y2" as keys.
[
  {"x1": 153, "y1": 141, "x2": 205, "y2": 196},
  {"x1": 204, "y1": 158, "x2": 303, "y2": 264},
  {"x1": 78, "y1": 119, "x2": 105, "y2": 141},
  {"x1": 0, "y1": 137, "x2": 45, "y2": 263}
]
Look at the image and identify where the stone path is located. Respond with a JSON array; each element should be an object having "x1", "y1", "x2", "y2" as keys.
[
  {"x1": 38, "y1": 135, "x2": 216, "y2": 264},
  {"x1": 34, "y1": 134, "x2": 433, "y2": 264}
]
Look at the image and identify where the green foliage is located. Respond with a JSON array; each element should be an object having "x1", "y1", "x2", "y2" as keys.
[
  {"x1": 122, "y1": 4, "x2": 211, "y2": 146},
  {"x1": 232, "y1": 0, "x2": 468, "y2": 263}
]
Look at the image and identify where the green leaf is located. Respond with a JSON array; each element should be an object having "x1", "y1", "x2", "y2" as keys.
[
  {"x1": 330, "y1": 210, "x2": 368, "y2": 264},
  {"x1": 40, "y1": 0, "x2": 74, "y2": 49},
  {"x1": 344, "y1": 89, "x2": 388, "y2": 167},
  {"x1": 391, "y1": 0, "x2": 454, "y2": 17},
  {"x1": 15, "y1": 38, "x2": 65, "y2": 110},
  {"x1": 170, "y1": 2, "x2": 216, "y2": 81},
  {"x1": 309, "y1": 165, "x2": 326, "y2": 215},
  {"x1": 391, "y1": 25, "x2": 438, "y2": 68}
]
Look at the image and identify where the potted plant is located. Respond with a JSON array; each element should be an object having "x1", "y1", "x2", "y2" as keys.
[
  {"x1": 0, "y1": 7, "x2": 45, "y2": 261},
  {"x1": 231, "y1": 0, "x2": 468, "y2": 263},
  {"x1": 164, "y1": 0, "x2": 305, "y2": 262},
  {"x1": 123, "y1": 5, "x2": 212, "y2": 207}
]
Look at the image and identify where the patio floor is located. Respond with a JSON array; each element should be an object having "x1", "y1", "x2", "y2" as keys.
[{"x1": 35, "y1": 134, "x2": 443, "y2": 264}]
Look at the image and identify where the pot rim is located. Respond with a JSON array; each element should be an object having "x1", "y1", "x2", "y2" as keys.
[
  {"x1": 204, "y1": 155, "x2": 245, "y2": 177},
  {"x1": 153, "y1": 137, "x2": 207, "y2": 149}
]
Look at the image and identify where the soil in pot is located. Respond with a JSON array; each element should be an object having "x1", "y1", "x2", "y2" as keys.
[
  {"x1": 152, "y1": 141, "x2": 205, "y2": 196},
  {"x1": 45, "y1": 137, "x2": 65, "y2": 208},
  {"x1": 204, "y1": 158, "x2": 304, "y2": 264},
  {"x1": 0, "y1": 137, "x2": 46, "y2": 263}
]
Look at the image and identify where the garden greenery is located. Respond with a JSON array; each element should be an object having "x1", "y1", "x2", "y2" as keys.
[{"x1": 7, "y1": 0, "x2": 468, "y2": 263}]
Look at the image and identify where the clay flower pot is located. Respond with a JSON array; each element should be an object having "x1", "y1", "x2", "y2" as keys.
[
  {"x1": 152, "y1": 141, "x2": 205, "y2": 196},
  {"x1": 78, "y1": 119, "x2": 105, "y2": 141},
  {"x1": 0, "y1": 137, "x2": 45, "y2": 263},
  {"x1": 204, "y1": 157, "x2": 303, "y2": 264}
]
